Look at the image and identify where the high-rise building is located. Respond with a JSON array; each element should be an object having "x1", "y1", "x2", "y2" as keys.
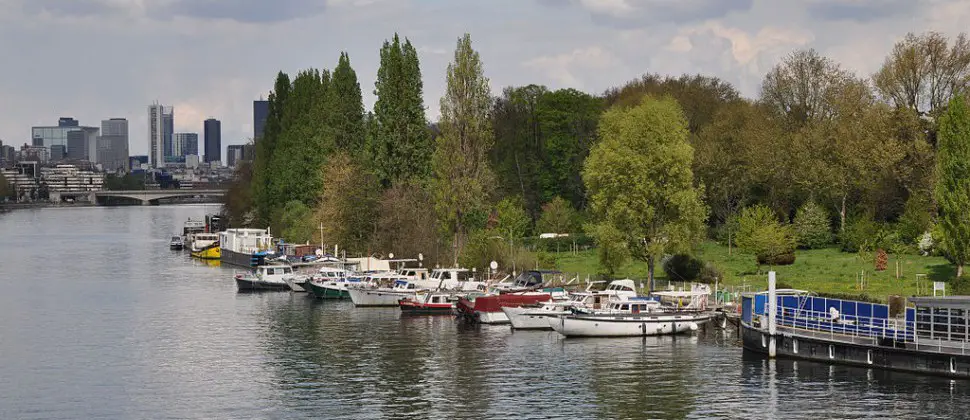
[
  {"x1": 32, "y1": 117, "x2": 98, "y2": 158},
  {"x1": 148, "y1": 104, "x2": 173, "y2": 168},
  {"x1": 204, "y1": 118, "x2": 221, "y2": 164},
  {"x1": 253, "y1": 100, "x2": 269, "y2": 141},
  {"x1": 98, "y1": 118, "x2": 130, "y2": 172},
  {"x1": 66, "y1": 130, "x2": 88, "y2": 160},
  {"x1": 173, "y1": 133, "x2": 199, "y2": 157},
  {"x1": 50, "y1": 145, "x2": 66, "y2": 161},
  {"x1": 227, "y1": 144, "x2": 246, "y2": 167}
]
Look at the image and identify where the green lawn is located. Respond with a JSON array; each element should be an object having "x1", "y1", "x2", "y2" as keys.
[{"x1": 551, "y1": 241, "x2": 957, "y2": 301}]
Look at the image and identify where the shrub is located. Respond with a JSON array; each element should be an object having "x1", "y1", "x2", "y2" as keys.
[
  {"x1": 587, "y1": 223, "x2": 629, "y2": 278},
  {"x1": 662, "y1": 254, "x2": 704, "y2": 281},
  {"x1": 840, "y1": 214, "x2": 893, "y2": 253},
  {"x1": 699, "y1": 262, "x2": 724, "y2": 284},
  {"x1": 793, "y1": 201, "x2": 832, "y2": 249},
  {"x1": 948, "y1": 276, "x2": 970, "y2": 295},
  {"x1": 897, "y1": 194, "x2": 933, "y2": 245},
  {"x1": 537, "y1": 196, "x2": 579, "y2": 235},
  {"x1": 736, "y1": 205, "x2": 796, "y2": 269}
]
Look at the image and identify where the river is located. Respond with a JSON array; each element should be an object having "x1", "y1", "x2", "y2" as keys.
[{"x1": 0, "y1": 205, "x2": 968, "y2": 419}]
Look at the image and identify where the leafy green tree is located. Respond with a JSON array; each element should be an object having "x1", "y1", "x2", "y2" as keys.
[
  {"x1": 603, "y1": 73, "x2": 740, "y2": 133},
  {"x1": 332, "y1": 52, "x2": 365, "y2": 152},
  {"x1": 793, "y1": 201, "x2": 832, "y2": 249},
  {"x1": 582, "y1": 96, "x2": 707, "y2": 289},
  {"x1": 495, "y1": 196, "x2": 531, "y2": 240},
  {"x1": 736, "y1": 205, "x2": 796, "y2": 270},
  {"x1": 370, "y1": 182, "x2": 443, "y2": 264},
  {"x1": 935, "y1": 95, "x2": 970, "y2": 277},
  {"x1": 222, "y1": 161, "x2": 254, "y2": 227},
  {"x1": 537, "y1": 196, "x2": 579, "y2": 234},
  {"x1": 315, "y1": 152, "x2": 380, "y2": 253},
  {"x1": 432, "y1": 33, "x2": 496, "y2": 265},
  {"x1": 0, "y1": 172, "x2": 11, "y2": 199},
  {"x1": 490, "y1": 85, "x2": 547, "y2": 217},
  {"x1": 587, "y1": 222, "x2": 629, "y2": 279},
  {"x1": 537, "y1": 88, "x2": 603, "y2": 208},
  {"x1": 897, "y1": 193, "x2": 934, "y2": 245},
  {"x1": 280, "y1": 200, "x2": 314, "y2": 244},
  {"x1": 252, "y1": 72, "x2": 290, "y2": 225},
  {"x1": 371, "y1": 34, "x2": 432, "y2": 186}
]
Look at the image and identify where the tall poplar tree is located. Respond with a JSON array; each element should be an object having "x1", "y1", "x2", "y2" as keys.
[
  {"x1": 935, "y1": 95, "x2": 970, "y2": 277},
  {"x1": 372, "y1": 34, "x2": 432, "y2": 186},
  {"x1": 332, "y1": 52, "x2": 364, "y2": 151},
  {"x1": 432, "y1": 33, "x2": 495, "y2": 264},
  {"x1": 252, "y1": 72, "x2": 290, "y2": 225}
]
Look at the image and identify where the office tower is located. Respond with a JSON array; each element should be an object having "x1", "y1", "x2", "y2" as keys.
[
  {"x1": 66, "y1": 130, "x2": 88, "y2": 160},
  {"x1": 31, "y1": 117, "x2": 98, "y2": 157},
  {"x1": 98, "y1": 118, "x2": 130, "y2": 172},
  {"x1": 253, "y1": 100, "x2": 268, "y2": 141},
  {"x1": 148, "y1": 103, "x2": 173, "y2": 168},
  {"x1": 227, "y1": 144, "x2": 245, "y2": 167},
  {"x1": 173, "y1": 132, "x2": 199, "y2": 157},
  {"x1": 204, "y1": 118, "x2": 221, "y2": 164},
  {"x1": 50, "y1": 145, "x2": 66, "y2": 161}
]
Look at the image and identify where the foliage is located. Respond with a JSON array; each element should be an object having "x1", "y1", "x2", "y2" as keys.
[
  {"x1": 873, "y1": 32, "x2": 970, "y2": 118},
  {"x1": 495, "y1": 196, "x2": 531, "y2": 240},
  {"x1": 840, "y1": 214, "x2": 883, "y2": 253},
  {"x1": 698, "y1": 262, "x2": 724, "y2": 284},
  {"x1": 314, "y1": 152, "x2": 380, "y2": 254},
  {"x1": 662, "y1": 254, "x2": 704, "y2": 281},
  {"x1": 0, "y1": 172, "x2": 11, "y2": 199},
  {"x1": 793, "y1": 201, "x2": 832, "y2": 249},
  {"x1": 603, "y1": 73, "x2": 741, "y2": 133},
  {"x1": 919, "y1": 231, "x2": 935, "y2": 256},
  {"x1": 370, "y1": 182, "x2": 444, "y2": 264},
  {"x1": 935, "y1": 95, "x2": 970, "y2": 277},
  {"x1": 279, "y1": 200, "x2": 314, "y2": 244},
  {"x1": 103, "y1": 173, "x2": 146, "y2": 191},
  {"x1": 490, "y1": 85, "x2": 548, "y2": 218},
  {"x1": 332, "y1": 52, "x2": 365, "y2": 152},
  {"x1": 583, "y1": 95, "x2": 707, "y2": 287},
  {"x1": 735, "y1": 205, "x2": 796, "y2": 269},
  {"x1": 431, "y1": 33, "x2": 496, "y2": 264},
  {"x1": 537, "y1": 196, "x2": 579, "y2": 235},
  {"x1": 586, "y1": 222, "x2": 629, "y2": 279},
  {"x1": 897, "y1": 193, "x2": 933, "y2": 245},
  {"x1": 460, "y1": 228, "x2": 537, "y2": 275},
  {"x1": 536, "y1": 88, "x2": 603, "y2": 208},
  {"x1": 371, "y1": 34, "x2": 431, "y2": 186},
  {"x1": 875, "y1": 249, "x2": 889, "y2": 271},
  {"x1": 222, "y1": 161, "x2": 254, "y2": 227},
  {"x1": 948, "y1": 276, "x2": 970, "y2": 295},
  {"x1": 760, "y1": 49, "x2": 854, "y2": 130}
]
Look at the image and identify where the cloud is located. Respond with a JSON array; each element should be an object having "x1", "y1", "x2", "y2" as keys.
[
  {"x1": 524, "y1": 46, "x2": 626, "y2": 89},
  {"x1": 150, "y1": 0, "x2": 328, "y2": 23},
  {"x1": 542, "y1": 0, "x2": 755, "y2": 27},
  {"x1": 806, "y1": 0, "x2": 919, "y2": 22}
]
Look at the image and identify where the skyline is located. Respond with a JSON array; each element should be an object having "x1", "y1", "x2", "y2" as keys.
[{"x1": 1, "y1": 0, "x2": 968, "y2": 156}]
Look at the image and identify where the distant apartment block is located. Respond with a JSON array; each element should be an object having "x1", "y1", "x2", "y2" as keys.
[
  {"x1": 204, "y1": 118, "x2": 221, "y2": 164},
  {"x1": 253, "y1": 100, "x2": 269, "y2": 141},
  {"x1": 98, "y1": 118, "x2": 130, "y2": 173},
  {"x1": 149, "y1": 104, "x2": 173, "y2": 168}
]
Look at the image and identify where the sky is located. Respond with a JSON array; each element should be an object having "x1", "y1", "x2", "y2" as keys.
[{"x1": 1, "y1": 0, "x2": 968, "y2": 157}]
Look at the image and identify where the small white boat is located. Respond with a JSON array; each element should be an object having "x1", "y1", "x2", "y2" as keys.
[
  {"x1": 169, "y1": 235, "x2": 184, "y2": 250},
  {"x1": 550, "y1": 297, "x2": 711, "y2": 337},
  {"x1": 189, "y1": 233, "x2": 220, "y2": 252},
  {"x1": 503, "y1": 299, "x2": 580, "y2": 330},
  {"x1": 235, "y1": 265, "x2": 297, "y2": 292}
]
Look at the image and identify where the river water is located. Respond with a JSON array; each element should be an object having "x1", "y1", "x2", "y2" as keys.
[{"x1": 1, "y1": 205, "x2": 969, "y2": 419}]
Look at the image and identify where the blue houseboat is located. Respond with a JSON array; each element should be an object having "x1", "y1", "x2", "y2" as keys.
[{"x1": 741, "y1": 272, "x2": 970, "y2": 378}]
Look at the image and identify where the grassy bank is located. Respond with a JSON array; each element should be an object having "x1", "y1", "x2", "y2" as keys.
[{"x1": 551, "y1": 241, "x2": 956, "y2": 301}]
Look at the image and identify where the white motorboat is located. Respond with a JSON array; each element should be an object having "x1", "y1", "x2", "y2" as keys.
[
  {"x1": 189, "y1": 233, "x2": 220, "y2": 252},
  {"x1": 235, "y1": 264, "x2": 298, "y2": 292},
  {"x1": 500, "y1": 279, "x2": 640, "y2": 329},
  {"x1": 550, "y1": 296, "x2": 711, "y2": 337},
  {"x1": 169, "y1": 235, "x2": 184, "y2": 250},
  {"x1": 349, "y1": 268, "x2": 486, "y2": 307}
]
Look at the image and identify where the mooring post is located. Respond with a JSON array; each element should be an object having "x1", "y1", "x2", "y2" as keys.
[{"x1": 768, "y1": 271, "x2": 777, "y2": 358}]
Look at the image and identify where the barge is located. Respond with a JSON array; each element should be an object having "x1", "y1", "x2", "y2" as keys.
[{"x1": 742, "y1": 272, "x2": 970, "y2": 378}]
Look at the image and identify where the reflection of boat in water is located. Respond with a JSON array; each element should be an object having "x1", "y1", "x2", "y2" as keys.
[{"x1": 197, "y1": 258, "x2": 221, "y2": 268}]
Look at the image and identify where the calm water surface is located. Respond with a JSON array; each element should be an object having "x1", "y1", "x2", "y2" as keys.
[{"x1": 1, "y1": 206, "x2": 969, "y2": 419}]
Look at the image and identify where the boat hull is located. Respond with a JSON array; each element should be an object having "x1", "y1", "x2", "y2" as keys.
[
  {"x1": 456, "y1": 293, "x2": 552, "y2": 324},
  {"x1": 503, "y1": 306, "x2": 566, "y2": 330},
  {"x1": 550, "y1": 313, "x2": 710, "y2": 337},
  {"x1": 307, "y1": 282, "x2": 349, "y2": 299},
  {"x1": 399, "y1": 301, "x2": 454, "y2": 314},
  {"x1": 741, "y1": 324, "x2": 970, "y2": 378},
  {"x1": 221, "y1": 248, "x2": 266, "y2": 268},
  {"x1": 348, "y1": 288, "x2": 415, "y2": 307},
  {"x1": 191, "y1": 245, "x2": 221, "y2": 260},
  {"x1": 235, "y1": 277, "x2": 290, "y2": 292}
]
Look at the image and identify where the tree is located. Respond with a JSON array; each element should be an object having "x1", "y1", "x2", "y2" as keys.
[
  {"x1": 491, "y1": 85, "x2": 547, "y2": 218},
  {"x1": 252, "y1": 72, "x2": 290, "y2": 225},
  {"x1": 537, "y1": 88, "x2": 603, "y2": 208},
  {"x1": 370, "y1": 182, "x2": 443, "y2": 264},
  {"x1": 603, "y1": 73, "x2": 741, "y2": 134},
  {"x1": 332, "y1": 52, "x2": 365, "y2": 152},
  {"x1": 279, "y1": 200, "x2": 314, "y2": 244},
  {"x1": 371, "y1": 34, "x2": 432, "y2": 186},
  {"x1": 873, "y1": 32, "x2": 970, "y2": 118},
  {"x1": 736, "y1": 205, "x2": 796, "y2": 270},
  {"x1": 223, "y1": 161, "x2": 254, "y2": 227},
  {"x1": 0, "y1": 172, "x2": 11, "y2": 200},
  {"x1": 582, "y1": 96, "x2": 707, "y2": 289},
  {"x1": 432, "y1": 33, "x2": 496, "y2": 265},
  {"x1": 587, "y1": 222, "x2": 629, "y2": 279},
  {"x1": 537, "y1": 196, "x2": 579, "y2": 234},
  {"x1": 793, "y1": 201, "x2": 831, "y2": 249},
  {"x1": 495, "y1": 196, "x2": 531, "y2": 240},
  {"x1": 315, "y1": 152, "x2": 380, "y2": 253},
  {"x1": 761, "y1": 49, "x2": 854, "y2": 129},
  {"x1": 935, "y1": 95, "x2": 970, "y2": 277}
]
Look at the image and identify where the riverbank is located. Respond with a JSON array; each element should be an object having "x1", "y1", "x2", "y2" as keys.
[{"x1": 552, "y1": 241, "x2": 956, "y2": 301}]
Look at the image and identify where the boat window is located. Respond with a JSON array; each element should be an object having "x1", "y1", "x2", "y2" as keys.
[
  {"x1": 442, "y1": 271, "x2": 452, "y2": 280},
  {"x1": 916, "y1": 307, "x2": 933, "y2": 339},
  {"x1": 457, "y1": 271, "x2": 471, "y2": 281},
  {"x1": 620, "y1": 304, "x2": 629, "y2": 311},
  {"x1": 622, "y1": 286, "x2": 634, "y2": 292},
  {"x1": 283, "y1": 267, "x2": 292, "y2": 274}
]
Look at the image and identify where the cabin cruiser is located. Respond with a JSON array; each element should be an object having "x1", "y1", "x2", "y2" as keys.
[
  {"x1": 169, "y1": 235, "x2": 184, "y2": 250},
  {"x1": 501, "y1": 279, "x2": 642, "y2": 329},
  {"x1": 348, "y1": 267, "x2": 484, "y2": 307},
  {"x1": 398, "y1": 291, "x2": 459, "y2": 314},
  {"x1": 306, "y1": 267, "x2": 361, "y2": 299},
  {"x1": 235, "y1": 264, "x2": 300, "y2": 292},
  {"x1": 550, "y1": 295, "x2": 711, "y2": 337}
]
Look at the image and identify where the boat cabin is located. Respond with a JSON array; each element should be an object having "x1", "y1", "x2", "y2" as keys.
[
  {"x1": 429, "y1": 268, "x2": 475, "y2": 282},
  {"x1": 910, "y1": 296, "x2": 970, "y2": 344},
  {"x1": 258, "y1": 265, "x2": 294, "y2": 277},
  {"x1": 600, "y1": 297, "x2": 662, "y2": 314}
]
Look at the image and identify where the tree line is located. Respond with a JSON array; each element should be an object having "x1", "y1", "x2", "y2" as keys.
[{"x1": 223, "y1": 30, "x2": 970, "y2": 282}]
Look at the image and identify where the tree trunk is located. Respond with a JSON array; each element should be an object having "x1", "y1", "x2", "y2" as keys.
[
  {"x1": 647, "y1": 255, "x2": 655, "y2": 292},
  {"x1": 959, "y1": 264, "x2": 964, "y2": 278},
  {"x1": 728, "y1": 227, "x2": 732, "y2": 256},
  {"x1": 839, "y1": 194, "x2": 847, "y2": 233}
]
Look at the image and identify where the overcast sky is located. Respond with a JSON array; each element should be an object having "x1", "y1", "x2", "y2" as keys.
[{"x1": 1, "y1": 0, "x2": 967, "y2": 156}]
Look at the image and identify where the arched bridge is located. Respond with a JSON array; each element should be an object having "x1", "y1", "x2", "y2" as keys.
[{"x1": 82, "y1": 189, "x2": 227, "y2": 205}]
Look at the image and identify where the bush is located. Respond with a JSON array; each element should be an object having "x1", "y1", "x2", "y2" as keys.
[
  {"x1": 736, "y1": 205, "x2": 796, "y2": 269},
  {"x1": 699, "y1": 262, "x2": 724, "y2": 284},
  {"x1": 662, "y1": 254, "x2": 704, "y2": 281},
  {"x1": 840, "y1": 215, "x2": 898, "y2": 253},
  {"x1": 757, "y1": 250, "x2": 795, "y2": 266},
  {"x1": 948, "y1": 276, "x2": 970, "y2": 295},
  {"x1": 793, "y1": 201, "x2": 832, "y2": 249},
  {"x1": 897, "y1": 194, "x2": 933, "y2": 245}
]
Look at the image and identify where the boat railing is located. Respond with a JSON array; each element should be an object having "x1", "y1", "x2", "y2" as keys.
[{"x1": 769, "y1": 306, "x2": 916, "y2": 345}]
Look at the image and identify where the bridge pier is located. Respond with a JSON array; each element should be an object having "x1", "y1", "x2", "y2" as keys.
[{"x1": 142, "y1": 199, "x2": 151, "y2": 206}]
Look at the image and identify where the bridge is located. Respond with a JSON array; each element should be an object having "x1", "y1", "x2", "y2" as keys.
[{"x1": 51, "y1": 189, "x2": 227, "y2": 206}]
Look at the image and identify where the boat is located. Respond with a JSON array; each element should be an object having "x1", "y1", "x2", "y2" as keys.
[
  {"x1": 219, "y1": 228, "x2": 274, "y2": 267},
  {"x1": 306, "y1": 267, "x2": 364, "y2": 299},
  {"x1": 456, "y1": 290, "x2": 560, "y2": 324},
  {"x1": 235, "y1": 264, "x2": 298, "y2": 292},
  {"x1": 549, "y1": 297, "x2": 711, "y2": 337},
  {"x1": 741, "y1": 271, "x2": 970, "y2": 379},
  {"x1": 169, "y1": 235, "x2": 184, "y2": 250},
  {"x1": 503, "y1": 298, "x2": 583, "y2": 330},
  {"x1": 398, "y1": 292, "x2": 458, "y2": 314},
  {"x1": 189, "y1": 233, "x2": 220, "y2": 252},
  {"x1": 182, "y1": 218, "x2": 205, "y2": 243},
  {"x1": 348, "y1": 268, "x2": 485, "y2": 307},
  {"x1": 190, "y1": 242, "x2": 221, "y2": 260}
]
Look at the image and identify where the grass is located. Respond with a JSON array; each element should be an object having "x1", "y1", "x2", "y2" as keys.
[{"x1": 550, "y1": 241, "x2": 957, "y2": 301}]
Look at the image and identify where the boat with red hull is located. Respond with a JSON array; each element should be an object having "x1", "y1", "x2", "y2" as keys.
[
  {"x1": 456, "y1": 292, "x2": 553, "y2": 324},
  {"x1": 399, "y1": 293, "x2": 456, "y2": 314}
]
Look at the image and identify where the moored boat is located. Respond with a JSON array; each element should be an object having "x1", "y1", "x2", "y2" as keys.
[
  {"x1": 169, "y1": 235, "x2": 184, "y2": 250},
  {"x1": 550, "y1": 297, "x2": 711, "y2": 337},
  {"x1": 399, "y1": 292, "x2": 458, "y2": 314},
  {"x1": 456, "y1": 291, "x2": 556, "y2": 324},
  {"x1": 220, "y1": 228, "x2": 273, "y2": 268},
  {"x1": 190, "y1": 242, "x2": 221, "y2": 260},
  {"x1": 235, "y1": 265, "x2": 298, "y2": 292}
]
